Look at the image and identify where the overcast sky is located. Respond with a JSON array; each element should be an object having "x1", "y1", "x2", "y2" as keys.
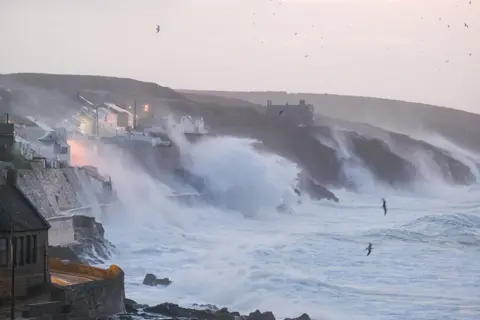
[{"x1": 0, "y1": 0, "x2": 478, "y2": 112}]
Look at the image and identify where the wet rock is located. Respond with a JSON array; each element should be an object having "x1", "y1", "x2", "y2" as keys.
[
  {"x1": 246, "y1": 310, "x2": 276, "y2": 320},
  {"x1": 128, "y1": 300, "x2": 309, "y2": 320},
  {"x1": 68, "y1": 234, "x2": 116, "y2": 265},
  {"x1": 143, "y1": 273, "x2": 172, "y2": 287},
  {"x1": 285, "y1": 313, "x2": 312, "y2": 320},
  {"x1": 144, "y1": 302, "x2": 214, "y2": 319},
  {"x1": 143, "y1": 303, "x2": 242, "y2": 320},
  {"x1": 192, "y1": 303, "x2": 220, "y2": 311},
  {"x1": 215, "y1": 307, "x2": 240, "y2": 320},
  {"x1": 298, "y1": 174, "x2": 339, "y2": 202},
  {"x1": 125, "y1": 298, "x2": 139, "y2": 314}
]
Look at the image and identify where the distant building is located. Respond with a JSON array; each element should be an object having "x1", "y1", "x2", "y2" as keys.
[
  {"x1": 0, "y1": 169, "x2": 51, "y2": 304},
  {"x1": 265, "y1": 99, "x2": 314, "y2": 127},
  {"x1": 100, "y1": 103, "x2": 134, "y2": 129},
  {"x1": 37, "y1": 128, "x2": 71, "y2": 167},
  {"x1": 0, "y1": 123, "x2": 14, "y2": 152}
]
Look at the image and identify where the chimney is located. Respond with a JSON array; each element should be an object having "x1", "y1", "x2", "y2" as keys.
[{"x1": 6, "y1": 169, "x2": 17, "y2": 186}]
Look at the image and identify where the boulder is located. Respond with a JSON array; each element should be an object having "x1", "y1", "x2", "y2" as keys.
[
  {"x1": 285, "y1": 314, "x2": 312, "y2": 320},
  {"x1": 125, "y1": 298, "x2": 139, "y2": 314},
  {"x1": 144, "y1": 302, "x2": 216, "y2": 319},
  {"x1": 246, "y1": 310, "x2": 276, "y2": 320},
  {"x1": 142, "y1": 273, "x2": 172, "y2": 287}
]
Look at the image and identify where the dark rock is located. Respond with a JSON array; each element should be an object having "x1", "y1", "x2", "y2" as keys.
[
  {"x1": 192, "y1": 303, "x2": 220, "y2": 312},
  {"x1": 215, "y1": 307, "x2": 240, "y2": 320},
  {"x1": 285, "y1": 313, "x2": 312, "y2": 320},
  {"x1": 298, "y1": 174, "x2": 339, "y2": 202},
  {"x1": 125, "y1": 298, "x2": 138, "y2": 314},
  {"x1": 143, "y1": 274, "x2": 172, "y2": 287},
  {"x1": 144, "y1": 302, "x2": 215, "y2": 319},
  {"x1": 246, "y1": 310, "x2": 276, "y2": 320},
  {"x1": 143, "y1": 302, "x2": 243, "y2": 320},
  {"x1": 69, "y1": 235, "x2": 116, "y2": 265}
]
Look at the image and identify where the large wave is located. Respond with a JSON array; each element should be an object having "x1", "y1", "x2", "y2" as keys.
[{"x1": 313, "y1": 125, "x2": 480, "y2": 196}]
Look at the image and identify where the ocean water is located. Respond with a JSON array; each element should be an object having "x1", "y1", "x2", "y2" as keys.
[{"x1": 87, "y1": 136, "x2": 480, "y2": 320}]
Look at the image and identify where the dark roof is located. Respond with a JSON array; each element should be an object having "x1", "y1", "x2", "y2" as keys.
[{"x1": 0, "y1": 183, "x2": 50, "y2": 232}]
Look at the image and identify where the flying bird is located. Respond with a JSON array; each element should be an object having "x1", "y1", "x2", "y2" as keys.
[
  {"x1": 366, "y1": 243, "x2": 373, "y2": 256},
  {"x1": 382, "y1": 198, "x2": 387, "y2": 216},
  {"x1": 464, "y1": 23, "x2": 469, "y2": 28},
  {"x1": 278, "y1": 109, "x2": 284, "y2": 115},
  {"x1": 156, "y1": 25, "x2": 160, "y2": 33}
]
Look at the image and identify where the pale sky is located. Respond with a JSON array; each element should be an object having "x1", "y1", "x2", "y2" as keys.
[{"x1": 0, "y1": 0, "x2": 479, "y2": 112}]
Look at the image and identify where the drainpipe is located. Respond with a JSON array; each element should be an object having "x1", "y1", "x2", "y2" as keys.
[{"x1": 10, "y1": 219, "x2": 15, "y2": 320}]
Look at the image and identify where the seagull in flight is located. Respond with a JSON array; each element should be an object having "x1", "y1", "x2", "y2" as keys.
[
  {"x1": 366, "y1": 243, "x2": 373, "y2": 256},
  {"x1": 156, "y1": 25, "x2": 160, "y2": 33}
]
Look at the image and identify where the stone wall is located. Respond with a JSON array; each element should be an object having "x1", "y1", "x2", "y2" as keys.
[
  {"x1": 47, "y1": 215, "x2": 116, "y2": 264},
  {"x1": 0, "y1": 167, "x2": 113, "y2": 218},
  {"x1": 50, "y1": 259, "x2": 125, "y2": 318}
]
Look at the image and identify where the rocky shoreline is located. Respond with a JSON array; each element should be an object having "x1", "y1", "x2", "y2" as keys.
[{"x1": 120, "y1": 299, "x2": 312, "y2": 320}]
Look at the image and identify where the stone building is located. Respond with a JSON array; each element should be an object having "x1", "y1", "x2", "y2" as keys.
[
  {"x1": 265, "y1": 99, "x2": 315, "y2": 127},
  {"x1": 0, "y1": 123, "x2": 14, "y2": 153},
  {"x1": 0, "y1": 169, "x2": 51, "y2": 306}
]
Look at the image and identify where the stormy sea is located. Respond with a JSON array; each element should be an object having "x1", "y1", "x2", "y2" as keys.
[
  {"x1": 89, "y1": 133, "x2": 480, "y2": 320},
  {"x1": 2, "y1": 73, "x2": 479, "y2": 320}
]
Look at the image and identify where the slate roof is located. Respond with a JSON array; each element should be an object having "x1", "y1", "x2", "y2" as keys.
[{"x1": 0, "y1": 182, "x2": 50, "y2": 232}]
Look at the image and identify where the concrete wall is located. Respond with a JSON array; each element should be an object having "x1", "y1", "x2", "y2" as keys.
[
  {"x1": 0, "y1": 167, "x2": 113, "y2": 219},
  {"x1": 50, "y1": 259, "x2": 125, "y2": 318},
  {"x1": 47, "y1": 217, "x2": 76, "y2": 246},
  {"x1": 47, "y1": 215, "x2": 105, "y2": 246}
]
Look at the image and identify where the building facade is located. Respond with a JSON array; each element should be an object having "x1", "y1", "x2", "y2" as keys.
[
  {"x1": 0, "y1": 123, "x2": 14, "y2": 152},
  {"x1": 265, "y1": 99, "x2": 314, "y2": 127},
  {"x1": 0, "y1": 169, "x2": 51, "y2": 306}
]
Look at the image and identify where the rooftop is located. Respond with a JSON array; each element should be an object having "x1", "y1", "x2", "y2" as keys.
[{"x1": 0, "y1": 170, "x2": 51, "y2": 232}]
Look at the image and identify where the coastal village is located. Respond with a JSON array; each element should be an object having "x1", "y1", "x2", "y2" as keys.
[
  {"x1": 0, "y1": 112, "x2": 126, "y2": 319},
  {"x1": 0, "y1": 88, "x2": 211, "y2": 319},
  {"x1": 0, "y1": 89, "x2": 317, "y2": 319}
]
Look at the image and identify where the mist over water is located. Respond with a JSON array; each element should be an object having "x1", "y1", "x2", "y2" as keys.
[{"x1": 73, "y1": 127, "x2": 480, "y2": 320}]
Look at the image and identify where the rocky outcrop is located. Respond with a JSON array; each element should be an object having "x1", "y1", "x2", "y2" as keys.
[
  {"x1": 297, "y1": 173, "x2": 339, "y2": 202},
  {"x1": 123, "y1": 299, "x2": 312, "y2": 320},
  {"x1": 142, "y1": 274, "x2": 172, "y2": 287}
]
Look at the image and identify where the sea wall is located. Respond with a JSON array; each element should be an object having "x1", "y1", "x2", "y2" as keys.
[
  {"x1": 50, "y1": 259, "x2": 125, "y2": 318},
  {"x1": 0, "y1": 167, "x2": 113, "y2": 218},
  {"x1": 48, "y1": 215, "x2": 116, "y2": 264}
]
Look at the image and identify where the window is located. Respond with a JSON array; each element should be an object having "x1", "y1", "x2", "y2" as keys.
[
  {"x1": 32, "y1": 235, "x2": 37, "y2": 264},
  {"x1": 19, "y1": 236, "x2": 24, "y2": 266},
  {"x1": 0, "y1": 238, "x2": 8, "y2": 266},
  {"x1": 13, "y1": 237, "x2": 18, "y2": 267},
  {"x1": 25, "y1": 235, "x2": 31, "y2": 264}
]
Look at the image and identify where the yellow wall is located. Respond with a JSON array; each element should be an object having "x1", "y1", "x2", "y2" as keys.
[{"x1": 49, "y1": 258, "x2": 123, "y2": 280}]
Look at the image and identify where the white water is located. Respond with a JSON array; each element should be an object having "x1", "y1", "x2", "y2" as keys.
[{"x1": 86, "y1": 136, "x2": 480, "y2": 320}]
